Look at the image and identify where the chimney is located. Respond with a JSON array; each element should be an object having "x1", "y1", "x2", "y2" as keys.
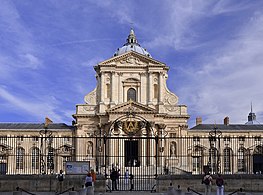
[
  {"x1": 224, "y1": 116, "x2": 229, "y2": 125},
  {"x1": 45, "y1": 117, "x2": 53, "y2": 127},
  {"x1": 196, "y1": 117, "x2": 202, "y2": 125}
]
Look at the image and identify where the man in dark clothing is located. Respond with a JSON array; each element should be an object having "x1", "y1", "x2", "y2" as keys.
[
  {"x1": 110, "y1": 169, "x2": 118, "y2": 191},
  {"x1": 129, "y1": 173, "x2": 134, "y2": 191}
]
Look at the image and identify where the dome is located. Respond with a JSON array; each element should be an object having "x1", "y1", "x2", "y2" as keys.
[{"x1": 113, "y1": 29, "x2": 152, "y2": 58}]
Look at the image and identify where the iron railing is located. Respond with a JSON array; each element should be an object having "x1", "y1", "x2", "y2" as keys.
[{"x1": 0, "y1": 135, "x2": 262, "y2": 176}]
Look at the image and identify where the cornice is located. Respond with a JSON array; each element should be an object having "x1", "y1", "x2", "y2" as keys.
[{"x1": 99, "y1": 51, "x2": 166, "y2": 66}]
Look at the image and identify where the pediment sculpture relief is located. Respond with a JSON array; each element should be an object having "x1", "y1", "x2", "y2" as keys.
[{"x1": 120, "y1": 56, "x2": 145, "y2": 65}]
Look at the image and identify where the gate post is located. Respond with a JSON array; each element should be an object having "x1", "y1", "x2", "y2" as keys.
[
  {"x1": 155, "y1": 135, "x2": 159, "y2": 178},
  {"x1": 103, "y1": 134, "x2": 107, "y2": 178}
]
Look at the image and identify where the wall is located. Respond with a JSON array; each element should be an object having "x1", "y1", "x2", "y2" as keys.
[
  {"x1": 157, "y1": 174, "x2": 263, "y2": 193},
  {"x1": 0, "y1": 174, "x2": 263, "y2": 193},
  {"x1": 0, "y1": 175, "x2": 105, "y2": 192}
]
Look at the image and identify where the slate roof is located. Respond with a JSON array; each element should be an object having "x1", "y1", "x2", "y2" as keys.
[
  {"x1": 0, "y1": 123, "x2": 74, "y2": 130},
  {"x1": 190, "y1": 124, "x2": 263, "y2": 131}
]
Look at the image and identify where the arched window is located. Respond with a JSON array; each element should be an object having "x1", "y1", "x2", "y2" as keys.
[
  {"x1": 127, "y1": 88, "x2": 136, "y2": 102},
  {"x1": 16, "y1": 147, "x2": 25, "y2": 169},
  {"x1": 32, "y1": 147, "x2": 40, "y2": 169},
  {"x1": 238, "y1": 147, "x2": 247, "y2": 172},
  {"x1": 47, "y1": 147, "x2": 55, "y2": 170},
  {"x1": 209, "y1": 147, "x2": 218, "y2": 173},
  {"x1": 192, "y1": 146, "x2": 203, "y2": 173},
  {"x1": 223, "y1": 147, "x2": 232, "y2": 173}
]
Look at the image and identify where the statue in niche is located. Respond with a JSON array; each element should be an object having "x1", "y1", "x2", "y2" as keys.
[
  {"x1": 170, "y1": 142, "x2": 176, "y2": 157},
  {"x1": 87, "y1": 142, "x2": 93, "y2": 156}
]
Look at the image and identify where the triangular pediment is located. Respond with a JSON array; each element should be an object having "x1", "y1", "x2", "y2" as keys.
[
  {"x1": 107, "y1": 101, "x2": 157, "y2": 114},
  {"x1": 99, "y1": 51, "x2": 166, "y2": 67}
]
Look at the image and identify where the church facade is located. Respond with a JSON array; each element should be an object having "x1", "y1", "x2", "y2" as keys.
[{"x1": 0, "y1": 30, "x2": 263, "y2": 183}]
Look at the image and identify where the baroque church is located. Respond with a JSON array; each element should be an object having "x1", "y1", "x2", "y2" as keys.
[{"x1": 0, "y1": 30, "x2": 263, "y2": 182}]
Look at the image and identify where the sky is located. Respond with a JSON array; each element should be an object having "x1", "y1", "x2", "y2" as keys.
[{"x1": 0, "y1": 0, "x2": 263, "y2": 128}]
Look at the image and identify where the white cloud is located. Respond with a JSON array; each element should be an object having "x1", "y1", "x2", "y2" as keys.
[
  {"x1": 178, "y1": 11, "x2": 263, "y2": 126},
  {"x1": 89, "y1": 1, "x2": 134, "y2": 25},
  {"x1": 20, "y1": 53, "x2": 42, "y2": 69},
  {"x1": 0, "y1": 86, "x2": 66, "y2": 123}
]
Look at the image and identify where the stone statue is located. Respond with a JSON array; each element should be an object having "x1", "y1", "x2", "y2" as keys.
[
  {"x1": 87, "y1": 142, "x2": 93, "y2": 155},
  {"x1": 170, "y1": 143, "x2": 176, "y2": 157}
]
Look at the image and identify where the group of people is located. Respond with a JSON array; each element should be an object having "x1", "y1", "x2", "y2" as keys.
[
  {"x1": 55, "y1": 169, "x2": 96, "y2": 193},
  {"x1": 110, "y1": 168, "x2": 134, "y2": 191},
  {"x1": 202, "y1": 172, "x2": 224, "y2": 195}
]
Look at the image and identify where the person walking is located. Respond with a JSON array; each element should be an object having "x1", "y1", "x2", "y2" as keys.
[
  {"x1": 129, "y1": 173, "x2": 134, "y2": 191},
  {"x1": 56, "y1": 170, "x2": 65, "y2": 193},
  {"x1": 90, "y1": 169, "x2": 96, "y2": 186},
  {"x1": 124, "y1": 169, "x2": 129, "y2": 184},
  {"x1": 216, "y1": 174, "x2": 224, "y2": 195},
  {"x1": 110, "y1": 168, "x2": 118, "y2": 191},
  {"x1": 85, "y1": 172, "x2": 93, "y2": 187},
  {"x1": 202, "y1": 172, "x2": 213, "y2": 195}
]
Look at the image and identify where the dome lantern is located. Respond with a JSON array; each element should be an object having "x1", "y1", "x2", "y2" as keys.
[{"x1": 113, "y1": 29, "x2": 152, "y2": 58}]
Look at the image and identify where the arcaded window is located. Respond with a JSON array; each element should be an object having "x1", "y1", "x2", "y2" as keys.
[
  {"x1": 209, "y1": 147, "x2": 218, "y2": 173},
  {"x1": 32, "y1": 147, "x2": 40, "y2": 169},
  {"x1": 238, "y1": 147, "x2": 246, "y2": 172},
  {"x1": 16, "y1": 147, "x2": 25, "y2": 169},
  {"x1": 47, "y1": 147, "x2": 55, "y2": 170},
  {"x1": 223, "y1": 147, "x2": 232, "y2": 173},
  {"x1": 127, "y1": 88, "x2": 136, "y2": 102}
]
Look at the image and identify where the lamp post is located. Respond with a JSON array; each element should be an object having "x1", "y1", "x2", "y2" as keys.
[
  {"x1": 208, "y1": 126, "x2": 222, "y2": 174},
  {"x1": 39, "y1": 126, "x2": 53, "y2": 175}
]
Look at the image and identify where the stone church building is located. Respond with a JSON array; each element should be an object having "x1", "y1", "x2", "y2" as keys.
[{"x1": 0, "y1": 30, "x2": 263, "y2": 184}]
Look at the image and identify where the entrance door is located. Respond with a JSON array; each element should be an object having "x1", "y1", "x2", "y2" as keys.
[
  {"x1": 125, "y1": 140, "x2": 139, "y2": 167},
  {"x1": 0, "y1": 162, "x2": 7, "y2": 175},
  {"x1": 253, "y1": 154, "x2": 263, "y2": 174}
]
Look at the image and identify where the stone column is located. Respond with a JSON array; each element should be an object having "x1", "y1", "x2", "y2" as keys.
[
  {"x1": 110, "y1": 72, "x2": 116, "y2": 106},
  {"x1": 140, "y1": 72, "x2": 147, "y2": 104},
  {"x1": 118, "y1": 73, "x2": 123, "y2": 103},
  {"x1": 148, "y1": 72, "x2": 153, "y2": 104},
  {"x1": 100, "y1": 73, "x2": 105, "y2": 102},
  {"x1": 99, "y1": 73, "x2": 106, "y2": 113}
]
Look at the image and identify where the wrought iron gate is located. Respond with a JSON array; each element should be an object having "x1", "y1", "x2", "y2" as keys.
[
  {"x1": 101, "y1": 112, "x2": 159, "y2": 191},
  {"x1": 104, "y1": 136, "x2": 158, "y2": 191}
]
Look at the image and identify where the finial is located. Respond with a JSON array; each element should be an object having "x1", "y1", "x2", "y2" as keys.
[
  {"x1": 129, "y1": 22, "x2": 134, "y2": 30},
  {"x1": 251, "y1": 101, "x2": 253, "y2": 113}
]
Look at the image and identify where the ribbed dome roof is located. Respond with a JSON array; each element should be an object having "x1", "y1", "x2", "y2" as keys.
[{"x1": 114, "y1": 29, "x2": 152, "y2": 58}]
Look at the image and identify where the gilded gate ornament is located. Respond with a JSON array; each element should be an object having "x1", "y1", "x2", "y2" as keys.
[{"x1": 123, "y1": 120, "x2": 140, "y2": 135}]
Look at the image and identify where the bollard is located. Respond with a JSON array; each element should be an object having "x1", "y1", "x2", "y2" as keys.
[
  {"x1": 86, "y1": 186, "x2": 94, "y2": 195},
  {"x1": 69, "y1": 191, "x2": 78, "y2": 195},
  {"x1": 13, "y1": 192, "x2": 22, "y2": 195}
]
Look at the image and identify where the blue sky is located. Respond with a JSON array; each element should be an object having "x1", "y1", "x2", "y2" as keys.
[{"x1": 0, "y1": 0, "x2": 263, "y2": 127}]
